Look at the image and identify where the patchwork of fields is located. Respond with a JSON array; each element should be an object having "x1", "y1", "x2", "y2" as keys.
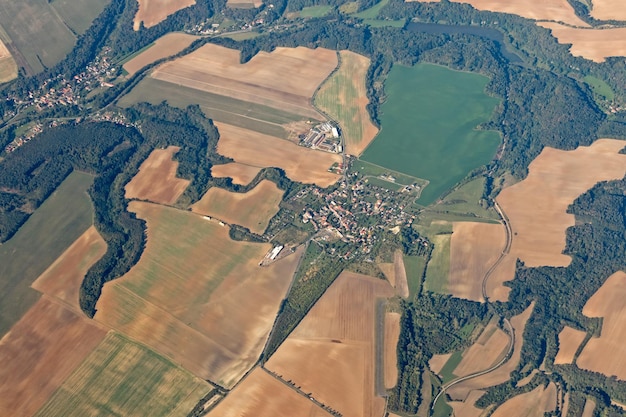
[{"x1": 0, "y1": 38, "x2": 17, "y2": 83}]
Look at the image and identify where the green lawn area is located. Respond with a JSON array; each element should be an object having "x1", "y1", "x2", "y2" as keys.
[
  {"x1": 403, "y1": 255, "x2": 427, "y2": 298},
  {"x1": 299, "y1": 5, "x2": 333, "y2": 17},
  {"x1": 0, "y1": 171, "x2": 95, "y2": 335},
  {"x1": 424, "y1": 233, "x2": 451, "y2": 294},
  {"x1": 583, "y1": 75, "x2": 615, "y2": 101},
  {"x1": 360, "y1": 63, "x2": 501, "y2": 206}
]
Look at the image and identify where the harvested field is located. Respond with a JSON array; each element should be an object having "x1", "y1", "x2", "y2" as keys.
[
  {"x1": 134, "y1": 0, "x2": 196, "y2": 30},
  {"x1": 207, "y1": 367, "x2": 332, "y2": 417},
  {"x1": 378, "y1": 262, "x2": 395, "y2": 286},
  {"x1": 191, "y1": 180, "x2": 283, "y2": 234},
  {"x1": 215, "y1": 122, "x2": 342, "y2": 187},
  {"x1": 453, "y1": 319, "x2": 510, "y2": 377},
  {"x1": 32, "y1": 226, "x2": 107, "y2": 313},
  {"x1": 448, "y1": 222, "x2": 508, "y2": 302},
  {"x1": 583, "y1": 398, "x2": 596, "y2": 417},
  {"x1": 491, "y1": 383, "x2": 557, "y2": 417},
  {"x1": 34, "y1": 332, "x2": 211, "y2": 417},
  {"x1": 0, "y1": 297, "x2": 107, "y2": 417},
  {"x1": 449, "y1": 390, "x2": 486, "y2": 417},
  {"x1": 123, "y1": 32, "x2": 199, "y2": 75},
  {"x1": 227, "y1": 0, "x2": 263, "y2": 8},
  {"x1": 211, "y1": 162, "x2": 261, "y2": 185},
  {"x1": 384, "y1": 312, "x2": 401, "y2": 389},
  {"x1": 496, "y1": 139, "x2": 626, "y2": 270},
  {"x1": 590, "y1": 0, "x2": 626, "y2": 20},
  {"x1": 577, "y1": 271, "x2": 626, "y2": 380},
  {"x1": 125, "y1": 146, "x2": 190, "y2": 205},
  {"x1": 393, "y1": 250, "x2": 409, "y2": 298},
  {"x1": 429, "y1": 353, "x2": 453, "y2": 375},
  {"x1": 0, "y1": 39, "x2": 17, "y2": 83},
  {"x1": 538, "y1": 23, "x2": 626, "y2": 62},
  {"x1": 96, "y1": 202, "x2": 302, "y2": 387},
  {"x1": 554, "y1": 326, "x2": 586, "y2": 365},
  {"x1": 266, "y1": 271, "x2": 394, "y2": 417},
  {"x1": 151, "y1": 44, "x2": 337, "y2": 119},
  {"x1": 314, "y1": 50, "x2": 378, "y2": 156}
]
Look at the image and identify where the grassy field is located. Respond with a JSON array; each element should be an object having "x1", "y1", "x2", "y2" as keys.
[
  {"x1": 34, "y1": 332, "x2": 212, "y2": 417},
  {"x1": 353, "y1": 0, "x2": 389, "y2": 19},
  {"x1": 0, "y1": 171, "x2": 94, "y2": 336},
  {"x1": 50, "y1": 0, "x2": 110, "y2": 34},
  {"x1": 360, "y1": 63, "x2": 501, "y2": 206},
  {"x1": 423, "y1": 177, "x2": 499, "y2": 220},
  {"x1": 424, "y1": 234, "x2": 451, "y2": 294},
  {"x1": 299, "y1": 5, "x2": 333, "y2": 17},
  {"x1": 403, "y1": 255, "x2": 427, "y2": 298},
  {"x1": 352, "y1": 159, "x2": 427, "y2": 187},
  {"x1": 539, "y1": 23, "x2": 626, "y2": 63},
  {"x1": 438, "y1": 351, "x2": 462, "y2": 383},
  {"x1": 583, "y1": 75, "x2": 615, "y2": 100}
]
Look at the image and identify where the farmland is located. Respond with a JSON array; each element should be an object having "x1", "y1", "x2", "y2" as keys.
[
  {"x1": 577, "y1": 271, "x2": 626, "y2": 380},
  {"x1": 266, "y1": 271, "x2": 394, "y2": 417},
  {"x1": 360, "y1": 63, "x2": 501, "y2": 206},
  {"x1": 554, "y1": 326, "x2": 586, "y2": 365},
  {"x1": 384, "y1": 312, "x2": 401, "y2": 389},
  {"x1": 0, "y1": 171, "x2": 95, "y2": 336},
  {"x1": 214, "y1": 122, "x2": 342, "y2": 187},
  {"x1": 538, "y1": 24, "x2": 626, "y2": 62},
  {"x1": 122, "y1": 32, "x2": 199, "y2": 76},
  {"x1": 227, "y1": 0, "x2": 263, "y2": 8},
  {"x1": 491, "y1": 383, "x2": 557, "y2": 417},
  {"x1": 191, "y1": 180, "x2": 284, "y2": 234},
  {"x1": 125, "y1": 146, "x2": 190, "y2": 205},
  {"x1": 134, "y1": 0, "x2": 196, "y2": 30},
  {"x1": 314, "y1": 50, "x2": 379, "y2": 156},
  {"x1": 451, "y1": 319, "x2": 510, "y2": 378},
  {"x1": 34, "y1": 332, "x2": 212, "y2": 417},
  {"x1": 48, "y1": 0, "x2": 111, "y2": 34},
  {"x1": 422, "y1": 177, "x2": 500, "y2": 222},
  {"x1": 95, "y1": 202, "x2": 302, "y2": 387},
  {"x1": 211, "y1": 162, "x2": 261, "y2": 185},
  {"x1": 424, "y1": 234, "x2": 451, "y2": 293},
  {"x1": 589, "y1": 0, "x2": 626, "y2": 20},
  {"x1": 0, "y1": 39, "x2": 17, "y2": 83}
]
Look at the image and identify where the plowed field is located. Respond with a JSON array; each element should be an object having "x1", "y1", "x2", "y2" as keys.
[{"x1": 539, "y1": 23, "x2": 626, "y2": 62}]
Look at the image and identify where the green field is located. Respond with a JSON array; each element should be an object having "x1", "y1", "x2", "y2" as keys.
[
  {"x1": 422, "y1": 177, "x2": 499, "y2": 220},
  {"x1": 0, "y1": 171, "x2": 94, "y2": 335},
  {"x1": 34, "y1": 332, "x2": 211, "y2": 417},
  {"x1": 299, "y1": 5, "x2": 333, "y2": 17},
  {"x1": 424, "y1": 234, "x2": 451, "y2": 294},
  {"x1": 438, "y1": 351, "x2": 462, "y2": 382},
  {"x1": 50, "y1": 0, "x2": 111, "y2": 34},
  {"x1": 351, "y1": 159, "x2": 427, "y2": 187},
  {"x1": 403, "y1": 255, "x2": 427, "y2": 299},
  {"x1": 353, "y1": 0, "x2": 389, "y2": 19},
  {"x1": 583, "y1": 75, "x2": 615, "y2": 101},
  {"x1": 360, "y1": 63, "x2": 501, "y2": 206}
]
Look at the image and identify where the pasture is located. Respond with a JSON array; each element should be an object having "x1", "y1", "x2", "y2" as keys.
[
  {"x1": 589, "y1": 0, "x2": 626, "y2": 20},
  {"x1": 95, "y1": 202, "x2": 302, "y2": 387},
  {"x1": 539, "y1": 23, "x2": 626, "y2": 62},
  {"x1": 424, "y1": 234, "x2": 451, "y2": 294},
  {"x1": 123, "y1": 32, "x2": 199, "y2": 76},
  {"x1": 125, "y1": 146, "x2": 190, "y2": 205},
  {"x1": 577, "y1": 271, "x2": 626, "y2": 380},
  {"x1": 423, "y1": 177, "x2": 500, "y2": 221},
  {"x1": 298, "y1": 5, "x2": 333, "y2": 17},
  {"x1": 191, "y1": 180, "x2": 284, "y2": 234},
  {"x1": 554, "y1": 326, "x2": 586, "y2": 365},
  {"x1": 0, "y1": 171, "x2": 94, "y2": 336},
  {"x1": 491, "y1": 383, "x2": 557, "y2": 417},
  {"x1": 584, "y1": 75, "x2": 615, "y2": 101},
  {"x1": 211, "y1": 162, "x2": 261, "y2": 185},
  {"x1": 314, "y1": 50, "x2": 378, "y2": 156},
  {"x1": 266, "y1": 271, "x2": 394, "y2": 417},
  {"x1": 0, "y1": 39, "x2": 17, "y2": 83},
  {"x1": 384, "y1": 312, "x2": 401, "y2": 389},
  {"x1": 215, "y1": 122, "x2": 342, "y2": 187},
  {"x1": 50, "y1": 0, "x2": 111, "y2": 34},
  {"x1": 360, "y1": 63, "x2": 501, "y2": 206},
  {"x1": 452, "y1": 319, "x2": 509, "y2": 377},
  {"x1": 34, "y1": 332, "x2": 211, "y2": 417},
  {"x1": 134, "y1": 0, "x2": 196, "y2": 29},
  {"x1": 403, "y1": 255, "x2": 427, "y2": 298}
]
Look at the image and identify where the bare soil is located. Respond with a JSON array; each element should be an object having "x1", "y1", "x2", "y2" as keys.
[
  {"x1": 134, "y1": 0, "x2": 196, "y2": 30},
  {"x1": 384, "y1": 312, "x2": 401, "y2": 389},
  {"x1": 211, "y1": 162, "x2": 261, "y2": 185},
  {"x1": 554, "y1": 326, "x2": 586, "y2": 365},
  {"x1": 123, "y1": 32, "x2": 199, "y2": 75},
  {"x1": 539, "y1": 23, "x2": 626, "y2": 62}
]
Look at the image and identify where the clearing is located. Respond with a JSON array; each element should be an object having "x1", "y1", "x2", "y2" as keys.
[
  {"x1": 211, "y1": 162, "x2": 261, "y2": 185},
  {"x1": 95, "y1": 202, "x2": 302, "y2": 387},
  {"x1": 266, "y1": 271, "x2": 394, "y2": 417},
  {"x1": 314, "y1": 50, "x2": 379, "y2": 156},
  {"x1": 538, "y1": 23, "x2": 626, "y2": 62},
  {"x1": 384, "y1": 312, "x2": 401, "y2": 389},
  {"x1": 491, "y1": 383, "x2": 557, "y2": 417},
  {"x1": 134, "y1": 0, "x2": 196, "y2": 30},
  {"x1": 589, "y1": 0, "x2": 626, "y2": 20},
  {"x1": 125, "y1": 145, "x2": 190, "y2": 205},
  {"x1": 227, "y1": 0, "x2": 263, "y2": 8},
  {"x1": 577, "y1": 271, "x2": 626, "y2": 380},
  {"x1": 452, "y1": 318, "x2": 510, "y2": 378},
  {"x1": 191, "y1": 180, "x2": 284, "y2": 234},
  {"x1": 123, "y1": 32, "x2": 199, "y2": 75},
  {"x1": 34, "y1": 331, "x2": 212, "y2": 417},
  {"x1": 0, "y1": 39, "x2": 17, "y2": 83},
  {"x1": 554, "y1": 326, "x2": 586, "y2": 365}
]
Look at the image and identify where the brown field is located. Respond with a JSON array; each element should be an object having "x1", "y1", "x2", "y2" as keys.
[
  {"x1": 0, "y1": 297, "x2": 107, "y2": 417},
  {"x1": 266, "y1": 271, "x2": 394, "y2": 417},
  {"x1": 134, "y1": 0, "x2": 196, "y2": 30},
  {"x1": 453, "y1": 319, "x2": 510, "y2": 378},
  {"x1": 95, "y1": 202, "x2": 303, "y2": 387},
  {"x1": 123, "y1": 32, "x2": 199, "y2": 75},
  {"x1": 448, "y1": 303, "x2": 534, "y2": 401},
  {"x1": 562, "y1": 393, "x2": 570, "y2": 417},
  {"x1": 577, "y1": 271, "x2": 626, "y2": 380},
  {"x1": 496, "y1": 139, "x2": 626, "y2": 269},
  {"x1": 384, "y1": 312, "x2": 401, "y2": 389},
  {"x1": 393, "y1": 250, "x2": 409, "y2": 298},
  {"x1": 31, "y1": 226, "x2": 107, "y2": 314},
  {"x1": 448, "y1": 222, "x2": 510, "y2": 302},
  {"x1": 491, "y1": 383, "x2": 557, "y2": 417},
  {"x1": 429, "y1": 353, "x2": 453, "y2": 375},
  {"x1": 0, "y1": 39, "x2": 17, "y2": 83},
  {"x1": 215, "y1": 122, "x2": 342, "y2": 187},
  {"x1": 378, "y1": 262, "x2": 395, "y2": 287},
  {"x1": 554, "y1": 326, "x2": 586, "y2": 365},
  {"x1": 125, "y1": 146, "x2": 190, "y2": 205},
  {"x1": 151, "y1": 44, "x2": 338, "y2": 119},
  {"x1": 207, "y1": 367, "x2": 332, "y2": 417},
  {"x1": 227, "y1": 0, "x2": 263, "y2": 8},
  {"x1": 449, "y1": 390, "x2": 487, "y2": 417},
  {"x1": 191, "y1": 180, "x2": 283, "y2": 234},
  {"x1": 590, "y1": 0, "x2": 626, "y2": 20},
  {"x1": 538, "y1": 24, "x2": 626, "y2": 62},
  {"x1": 211, "y1": 162, "x2": 261, "y2": 185},
  {"x1": 583, "y1": 398, "x2": 596, "y2": 417}
]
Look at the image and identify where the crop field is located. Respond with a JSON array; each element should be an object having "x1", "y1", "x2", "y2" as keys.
[
  {"x1": 32, "y1": 226, "x2": 107, "y2": 313},
  {"x1": 150, "y1": 44, "x2": 338, "y2": 119},
  {"x1": 207, "y1": 367, "x2": 332, "y2": 417},
  {"x1": 449, "y1": 390, "x2": 485, "y2": 417},
  {"x1": 227, "y1": 0, "x2": 263, "y2": 8},
  {"x1": 0, "y1": 297, "x2": 107, "y2": 417},
  {"x1": 384, "y1": 312, "x2": 401, "y2": 389},
  {"x1": 34, "y1": 332, "x2": 211, "y2": 417},
  {"x1": 211, "y1": 163, "x2": 261, "y2": 185},
  {"x1": 125, "y1": 146, "x2": 190, "y2": 205},
  {"x1": 491, "y1": 383, "x2": 557, "y2": 417},
  {"x1": 452, "y1": 319, "x2": 509, "y2": 377},
  {"x1": 360, "y1": 63, "x2": 501, "y2": 206},
  {"x1": 589, "y1": 0, "x2": 626, "y2": 20},
  {"x1": 538, "y1": 23, "x2": 626, "y2": 62},
  {"x1": 429, "y1": 353, "x2": 453, "y2": 375},
  {"x1": 496, "y1": 139, "x2": 626, "y2": 269},
  {"x1": 403, "y1": 255, "x2": 427, "y2": 298},
  {"x1": 49, "y1": 0, "x2": 111, "y2": 34},
  {"x1": 191, "y1": 180, "x2": 284, "y2": 234},
  {"x1": 0, "y1": 171, "x2": 94, "y2": 336},
  {"x1": 0, "y1": 39, "x2": 17, "y2": 83},
  {"x1": 95, "y1": 202, "x2": 302, "y2": 387},
  {"x1": 392, "y1": 250, "x2": 409, "y2": 298},
  {"x1": 215, "y1": 122, "x2": 342, "y2": 187},
  {"x1": 266, "y1": 271, "x2": 394, "y2": 417},
  {"x1": 123, "y1": 32, "x2": 199, "y2": 76},
  {"x1": 314, "y1": 50, "x2": 378, "y2": 156},
  {"x1": 577, "y1": 271, "x2": 626, "y2": 379},
  {"x1": 424, "y1": 177, "x2": 500, "y2": 221},
  {"x1": 134, "y1": 0, "x2": 196, "y2": 29},
  {"x1": 424, "y1": 234, "x2": 451, "y2": 294},
  {"x1": 583, "y1": 399, "x2": 596, "y2": 417},
  {"x1": 554, "y1": 326, "x2": 586, "y2": 365}
]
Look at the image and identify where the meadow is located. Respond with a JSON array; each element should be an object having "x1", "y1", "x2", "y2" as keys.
[
  {"x1": 583, "y1": 75, "x2": 615, "y2": 101},
  {"x1": 50, "y1": 0, "x2": 111, "y2": 34},
  {"x1": 360, "y1": 63, "x2": 501, "y2": 206}
]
